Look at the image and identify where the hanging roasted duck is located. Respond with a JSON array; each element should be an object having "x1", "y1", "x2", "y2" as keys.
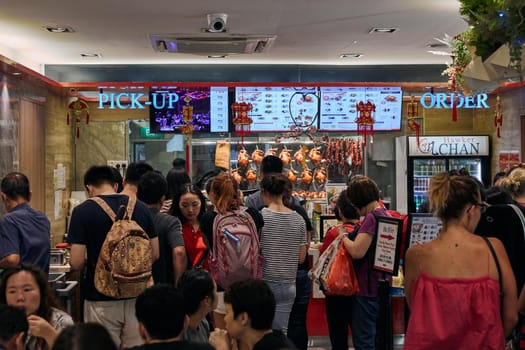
[
  {"x1": 279, "y1": 147, "x2": 292, "y2": 166},
  {"x1": 287, "y1": 166, "x2": 298, "y2": 184},
  {"x1": 252, "y1": 147, "x2": 265, "y2": 166},
  {"x1": 231, "y1": 169, "x2": 243, "y2": 185},
  {"x1": 314, "y1": 167, "x2": 327, "y2": 184},
  {"x1": 246, "y1": 168, "x2": 257, "y2": 183},
  {"x1": 301, "y1": 169, "x2": 313, "y2": 185},
  {"x1": 238, "y1": 148, "x2": 250, "y2": 168},
  {"x1": 308, "y1": 147, "x2": 322, "y2": 165}
]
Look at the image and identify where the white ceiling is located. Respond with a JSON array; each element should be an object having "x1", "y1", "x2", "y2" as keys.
[{"x1": 0, "y1": 0, "x2": 467, "y2": 74}]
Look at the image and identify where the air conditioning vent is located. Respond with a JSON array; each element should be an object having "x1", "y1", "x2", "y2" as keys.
[{"x1": 150, "y1": 34, "x2": 276, "y2": 55}]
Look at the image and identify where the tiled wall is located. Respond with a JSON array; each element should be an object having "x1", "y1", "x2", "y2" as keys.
[{"x1": 45, "y1": 93, "x2": 75, "y2": 244}]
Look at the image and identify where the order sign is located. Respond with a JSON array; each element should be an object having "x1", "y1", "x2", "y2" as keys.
[{"x1": 372, "y1": 216, "x2": 403, "y2": 275}]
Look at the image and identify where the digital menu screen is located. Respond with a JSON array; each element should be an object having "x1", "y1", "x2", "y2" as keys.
[
  {"x1": 149, "y1": 86, "x2": 229, "y2": 133},
  {"x1": 235, "y1": 86, "x2": 319, "y2": 132},
  {"x1": 319, "y1": 86, "x2": 402, "y2": 131}
]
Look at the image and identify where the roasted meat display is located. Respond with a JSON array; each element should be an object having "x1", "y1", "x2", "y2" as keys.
[{"x1": 227, "y1": 137, "x2": 363, "y2": 197}]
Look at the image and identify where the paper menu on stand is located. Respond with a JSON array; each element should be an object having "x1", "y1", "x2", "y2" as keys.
[{"x1": 407, "y1": 214, "x2": 443, "y2": 248}]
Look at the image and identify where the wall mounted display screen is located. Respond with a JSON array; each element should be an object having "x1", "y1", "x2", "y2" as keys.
[
  {"x1": 319, "y1": 86, "x2": 402, "y2": 131},
  {"x1": 149, "y1": 86, "x2": 229, "y2": 133},
  {"x1": 235, "y1": 86, "x2": 319, "y2": 132}
]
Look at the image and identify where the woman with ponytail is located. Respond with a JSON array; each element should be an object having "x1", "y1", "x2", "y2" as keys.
[
  {"x1": 404, "y1": 172, "x2": 517, "y2": 349},
  {"x1": 259, "y1": 173, "x2": 307, "y2": 335},
  {"x1": 200, "y1": 172, "x2": 263, "y2": 329},
  {"x1": 500, "y1": 165, "x2": 525, "y2": 207}
]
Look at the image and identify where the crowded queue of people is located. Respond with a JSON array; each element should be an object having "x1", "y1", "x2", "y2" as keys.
[{"x1": 2, "y1": 158, "x2": 525, "y2": 350}]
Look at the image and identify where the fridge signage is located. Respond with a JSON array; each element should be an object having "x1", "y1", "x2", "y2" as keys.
[
  {"x1": 420, "y1": 93, "x2": 489, "y2": 109},
  {"x1": 98, "y1": 92, "x2": 179, "y2": 109},
  {"x1": 408, "y1": 136, "x2": 489, "y2": 156}
]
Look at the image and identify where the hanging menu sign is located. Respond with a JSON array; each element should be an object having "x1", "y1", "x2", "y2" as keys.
[
  {"x1": 319, "y1": 86, "x2": 402, "y2": 131},
  {"x1": 235, "y1": 86, "x2": 319, "y2": 132}
]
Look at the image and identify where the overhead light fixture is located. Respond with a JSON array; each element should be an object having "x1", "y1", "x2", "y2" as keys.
[
  {"x1": 45, "y1": 25, "x2": 75, "y2": 33},
  {"x1": 80, "y1": 53, "x2": 102, "y2": 58},
  {"x1": 427, "y1": 50, "x2": 451, "y2": 56},
  {"x1": 207, "y1": 55, "x2": 227, "y2": 58},
  {"x1": 11, "y1": 72, "x2": 22, "y2": 76},
  {"x1": 427, "y1": 43, "x2": 448, "y2": 48},
  {"x1": 339, "y1": 53, "x2": 363, "y2": 58},
  {"x1": 369, "y1": 27, "x2": 398, "y2": 34}
]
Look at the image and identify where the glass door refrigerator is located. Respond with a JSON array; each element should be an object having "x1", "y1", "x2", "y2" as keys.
[{"x1": 395, "y1": 135, "x2": 490, "y2": 214}]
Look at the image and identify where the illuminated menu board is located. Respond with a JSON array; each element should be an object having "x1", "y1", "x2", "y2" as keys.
[
  {"x1": 319, "y1": 86, "x2": 402, "y2": 131},
  {"x1": 235, "y1": 86, "x2": 319, "y2": 132},
  {"x1": 149, "y1": 86, "x2": 229, "y2": 133}
]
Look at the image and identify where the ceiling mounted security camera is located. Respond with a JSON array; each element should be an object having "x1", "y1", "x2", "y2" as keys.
[{"x1": 206, "y1": 13, "x2": 228, "y2": 33}]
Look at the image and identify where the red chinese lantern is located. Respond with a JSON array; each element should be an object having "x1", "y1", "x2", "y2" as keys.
[
  {"x1": 67, "y1": 98, "x2": 90, "y2": 138},
  {"x1": 231, "y1": 101, "x2": 253, "y2": 145},
  {"x1": 179, "y1": 95, "x2": 194, "y2": 135},
  {"x1": 494, "y1": 95, "x2": 503, "y2": 138},
  {"x1": 355, "y1": 100, "x2": 375, "y2": 146},
  {"x1": 406, "y1": 96, "x2": 422, "y2": 149}
]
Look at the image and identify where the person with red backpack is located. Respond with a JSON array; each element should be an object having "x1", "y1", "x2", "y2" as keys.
[
  {"x1": 200, "y1": 173, "x2": 264, "y2": 330},
  {"x1": 320, "y1": 189, "x2": 361, "y2": 350}
]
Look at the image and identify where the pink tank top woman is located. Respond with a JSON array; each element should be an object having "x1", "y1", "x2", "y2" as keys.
[{"x1": 404, "y1": 249, "x2": 505, "y2": 350}]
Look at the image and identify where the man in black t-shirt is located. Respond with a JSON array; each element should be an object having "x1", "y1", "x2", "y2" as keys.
[
  {"x1": 138, "y1": 171, "x2": 187, "y2": 285},
  {"x1": 209, "y1": 279, "x2": 296, "y2": 350},
  {"x1": 68, "y1": 165, "x2": 159, "y2": 348}
]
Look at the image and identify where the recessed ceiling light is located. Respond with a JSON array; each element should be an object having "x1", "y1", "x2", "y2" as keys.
[
  {"x1": 80, "y1": 53, "x2": 102, "y2": 58},
  {"x1": 45, "y1": 25, "x2": 74, "y2": 33},
  {"x1": 427, "y1": 43, "x2": 448, "y2": 48},
  {"x1": 427, "y1": 50, "x2": 451, "y2": 56},
  {"x1": 12, "y1": 72, "x2": 22, "y2": 76},
  {"x1": 339, "y1": 53, "x2": 363, "y2": 58},
  {"x1": 369, "y1": 27, "x2": 398, "y2": 34},
  {"x1": 207, "y1": 55, "x2": 227, "y2": 58}
]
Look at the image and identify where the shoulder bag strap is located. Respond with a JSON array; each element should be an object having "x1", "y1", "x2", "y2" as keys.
[
  {"x1": 194, "y1": 249, "x2": 210, "y2": 269},
  {"x1": 126, "y1": 196, "x2": 137, "y2": 219},
  {"x1": 482, "y1": 236, "x2": 503, "y2": 320},
  {"x1": 89, "y1": 197, "x2": 116, "y2": 222},
  {"x1": 509, "y1": 204, "x2": 525, "y2": 242}
]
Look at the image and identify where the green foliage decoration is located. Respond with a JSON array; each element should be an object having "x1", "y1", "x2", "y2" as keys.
[
  {"x1": 459, "y1": 0, "x2": 525, "y2": 73},
  {"x1": 442, "y1": 33, "x2": 472, "y2": 93}
]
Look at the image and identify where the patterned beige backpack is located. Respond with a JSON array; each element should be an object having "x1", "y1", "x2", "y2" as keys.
[{"x1": 91, "y1": 196, "x2": 153, "y2": 299}]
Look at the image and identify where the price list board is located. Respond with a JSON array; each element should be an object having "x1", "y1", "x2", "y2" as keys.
[
  {"x1": 319, "y1": 86, "x2": 402, "y2": 131},
  {"x1": 235, "y1": 86, "x2": 319, "y2": 132}
]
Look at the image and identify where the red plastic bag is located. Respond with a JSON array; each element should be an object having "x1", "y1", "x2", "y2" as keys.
[{"x1": 324, "y1": 241, "x2": 360, "y2": 296}]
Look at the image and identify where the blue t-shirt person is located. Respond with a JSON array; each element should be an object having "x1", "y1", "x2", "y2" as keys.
[{"x1": 0, "y1": 202, "x2": 51, "y2": 274}]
